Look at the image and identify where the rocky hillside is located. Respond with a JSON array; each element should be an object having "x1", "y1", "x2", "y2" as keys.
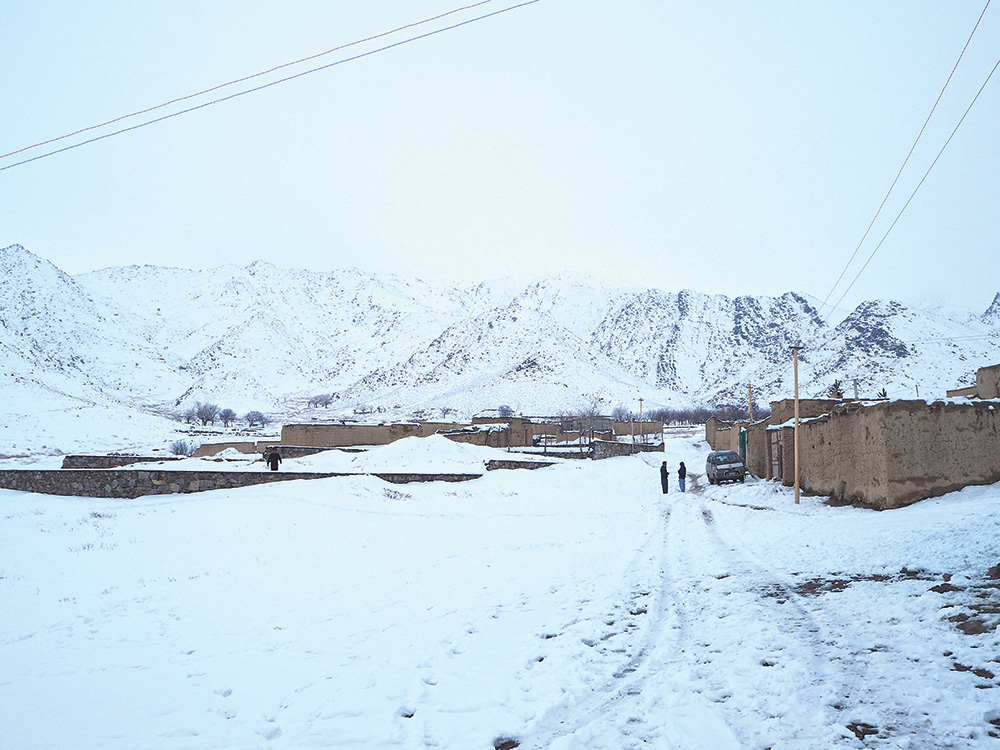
[{"x1": 2, "y1": 243, "x2": 998, "y2": 419}]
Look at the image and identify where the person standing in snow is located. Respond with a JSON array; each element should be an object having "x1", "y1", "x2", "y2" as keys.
[
  {"x1": 266, "y1": 447, "x2": 282, "y2": 471},
  {"x1": 678, "y1": 461, "x2": 687, "y2": 492},
  {"x1": 660, "y1": 461, "x2": 669, "y2": 494}
]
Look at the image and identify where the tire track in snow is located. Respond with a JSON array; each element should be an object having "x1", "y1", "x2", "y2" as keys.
[
  {"x1": 666, "y1": 486, "x2": 883, "y2": 748},
  {"x1": 519, "y1": 487, "x2": 747, "y2": 749},
  {"x1": 697, "y1": 489, "x2": 960, "y2": 745}
]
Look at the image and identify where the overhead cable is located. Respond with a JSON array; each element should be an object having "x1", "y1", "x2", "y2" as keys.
[
  {"x1": 818, "y1": 0, "x2": 993, "y2": 321},
  {"x1": 826, "y1": 57, "x2": 1000, "y2": 317},
  {"x1": 0, "y1": 0, "x2": 540, "y2": 171},
  {"x1": 0, "y1": 0, "x2": 496, "y2": 161}
]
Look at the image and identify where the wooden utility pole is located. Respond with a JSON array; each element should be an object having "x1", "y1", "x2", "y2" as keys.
[
  {"x1": 638, "y1": 397, "x2": 644, "y2": 446},
  {"x1": 791, "y1": 344, "x2": 801, "y2": 504},
  {"x1": 748, "y1": 383, "x2": 754, "y2": 424}
]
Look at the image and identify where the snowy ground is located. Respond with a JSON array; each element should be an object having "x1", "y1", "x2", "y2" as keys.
[{"x1": 2, "y1": 429, "x2": 999, "y2": 748}]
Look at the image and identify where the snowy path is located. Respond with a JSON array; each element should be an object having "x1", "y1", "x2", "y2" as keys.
[
  {"x1": 2, "y1": 432, "x2": 999, "y2": 748},
  {"x1": 517, "y1": 463, "x2": 1000, "y2": 749}
]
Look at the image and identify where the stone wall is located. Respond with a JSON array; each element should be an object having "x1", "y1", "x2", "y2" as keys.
[
  {"x1": 591, "y1": 440, "x2": 665, "y2": 460},
  {"x1": 194, "y1": 443, "x2": 350, "y2": 459},
  {"x1": 257, "y1": 445, "x2": 335, "y2": 460},
  {"x1": 61, "y1": 455, "x2": 183, "y2": 469},
  {"x1": 0, "y1": 469, "x2": 482, "y2": 499},
  {"x1": 485, "y1": 459, "x2": 556, "y2": 471}
]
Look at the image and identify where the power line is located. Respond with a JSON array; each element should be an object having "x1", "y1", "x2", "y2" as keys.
[
  {"x1": 0, "y1": 0, "x2": 496, "y2": 161},
  {"x1": 818, "y1": 0, "x2": 993, "y2": 321},
  {"x1": 899, "y1": 334, "x2": 999, "y2": 345},
  {"x1": 826, "y1": 56, "x2": 1000, "y2": 317},
  {"x1": 0, "y1": 0, "x2": 540, "y2": 172}
]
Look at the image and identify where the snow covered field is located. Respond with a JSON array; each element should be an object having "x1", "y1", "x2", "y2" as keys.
[{"x1": 2, "y1": 430, "x2": 999, "y2": 748}]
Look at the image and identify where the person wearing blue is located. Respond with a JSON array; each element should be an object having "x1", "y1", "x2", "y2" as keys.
[{"x1": 678, "y1": 461, "x2": 686, "y2": 492}]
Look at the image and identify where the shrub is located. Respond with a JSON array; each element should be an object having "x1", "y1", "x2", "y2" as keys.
[{"x1": 169, "y1": 439, "x2": 195, "y2": 457}]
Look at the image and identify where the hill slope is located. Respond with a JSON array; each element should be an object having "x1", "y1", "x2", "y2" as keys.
[{"x1": 2, "y1": 243, "x2": 998, "y2": 445}]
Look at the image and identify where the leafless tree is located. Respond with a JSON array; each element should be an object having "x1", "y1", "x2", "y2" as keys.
[{"x1": 194, "y1": 402, "x2": 220, "y2": 426}]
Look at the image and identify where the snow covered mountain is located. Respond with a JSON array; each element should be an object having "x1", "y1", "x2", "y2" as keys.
[{"x1": 2, "y1": 243, "x2": 999, "y2": 426}]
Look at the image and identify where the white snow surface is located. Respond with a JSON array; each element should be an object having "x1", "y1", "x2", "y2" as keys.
[{"x1": 3, "y1": 430, "x2": 1000, "y2": 749}]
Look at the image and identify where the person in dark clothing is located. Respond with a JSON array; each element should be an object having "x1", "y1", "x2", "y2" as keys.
[
  {"x1": 678, "y1": 461, "x2": 687, "y2": 492},
  {"x1": 660, "y1": 461, "x2": 669, "y2": 494},
  {"x1": 266, "y1": 447, "x2": 282, "y2": 471}
]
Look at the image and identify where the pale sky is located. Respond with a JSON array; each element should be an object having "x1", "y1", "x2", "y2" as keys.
[{"x1": 2, "y1": 1, "x2": 998, "y2": 316}]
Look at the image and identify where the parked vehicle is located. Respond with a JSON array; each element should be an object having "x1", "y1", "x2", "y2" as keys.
[{"x1": 706, "y1": 450, "x2": 746, "y2": 484}]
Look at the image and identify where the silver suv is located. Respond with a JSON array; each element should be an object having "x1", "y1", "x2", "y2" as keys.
[{"x1": 706, "y1": 450, "x2": 746, "y2": 484}]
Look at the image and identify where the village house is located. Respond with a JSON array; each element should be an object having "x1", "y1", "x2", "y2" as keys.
[
  {"x1": 194, "y1": 415, "x2": 665, "y2": 457},
  {"x1": 709, "y1": 364, "x2": 1000, "y2": 510}
]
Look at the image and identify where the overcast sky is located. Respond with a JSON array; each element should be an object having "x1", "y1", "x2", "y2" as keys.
[{"x1": 2, "y1": 1, "x2": 998, "y2": 316}]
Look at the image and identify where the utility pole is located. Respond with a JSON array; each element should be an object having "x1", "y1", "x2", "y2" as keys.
[
  {"x1": 791, "y1": 344, "x2": 801, "y2": 505},
  {"x1": 748, "y1": 383, "x2": 754, "y2": 424},
  {"x1": 638, "y1": 398, "x2": 644, "y2": 446}
]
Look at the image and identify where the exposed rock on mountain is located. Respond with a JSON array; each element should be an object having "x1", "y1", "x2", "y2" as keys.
[{"x1": 2, "y1": 243, "x2": 999, "y2": 418}]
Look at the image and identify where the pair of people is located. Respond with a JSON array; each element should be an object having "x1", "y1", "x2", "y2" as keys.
[{"x1": 660, "y1": 461, "x2": 686, "y2": 493}]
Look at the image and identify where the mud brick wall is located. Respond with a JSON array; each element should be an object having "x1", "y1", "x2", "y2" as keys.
[
  {"x1": 795, "y1": 400, "x2": 1000, "y2": 510},
  {"x1": 280, "y1": 422, "x2": 462, "y2": 448}
]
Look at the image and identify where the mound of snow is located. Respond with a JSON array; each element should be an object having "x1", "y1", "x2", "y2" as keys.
[{"x1": 292, "y1": 435, "x2": 536, "y2": 474}]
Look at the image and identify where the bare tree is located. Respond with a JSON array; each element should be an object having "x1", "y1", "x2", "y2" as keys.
[
  {"x1": 245, "y1": 410, "x2": 267, "y2": 428},
  {"x1": 611, "y1": 405, "x2": 634, "y2": 421},
  {"x1": 498, "y1": 405, "x2": 515, "y2": 418},
  {"x1": 194, "y1": 402, "x2": 220, "y2": 426},
  {"x1": 219, "y1": 408, "x2": 237, "y2": 427}
]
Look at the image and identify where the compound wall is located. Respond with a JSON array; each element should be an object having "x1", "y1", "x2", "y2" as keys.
[
  {"x1": 789, "y1": 400, "x2": 1000, "y2": 509},
  {"x1": 0, "y1": 469, "x2": 482, "y2": 499}
]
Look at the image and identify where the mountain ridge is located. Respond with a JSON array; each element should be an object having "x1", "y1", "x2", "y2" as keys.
[{"x1": 2, "y1": 243, "x2": 999, "y2": 421}]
